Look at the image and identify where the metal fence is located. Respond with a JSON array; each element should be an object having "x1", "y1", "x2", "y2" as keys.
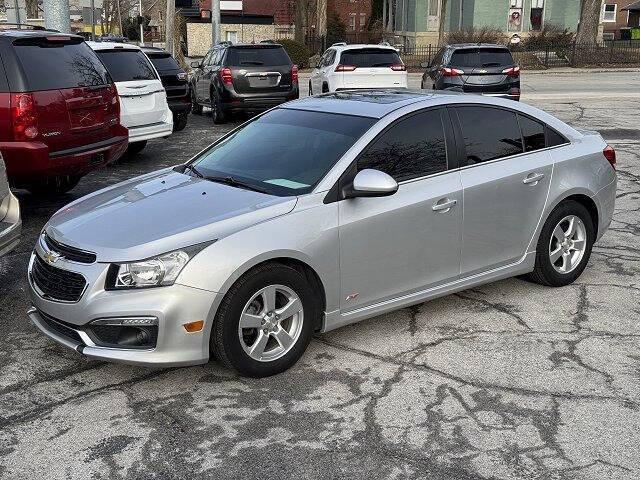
[{"x1": 299, "y1": 37, "x2": 640, "y2": 69}]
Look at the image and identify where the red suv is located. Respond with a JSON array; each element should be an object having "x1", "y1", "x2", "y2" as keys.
[{"x1": 0, "y1": 30, "x2": 128, "y2": 194}]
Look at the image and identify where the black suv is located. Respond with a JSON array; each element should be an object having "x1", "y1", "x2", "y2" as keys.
[
  {"x1": 190, "y1": 43, "x2": 299, "y2": 123},
  {"x1": 422, "y1": 44, "x2": 520, "y2": 100},
  {"x1": 142, "y1": 47, "x2": 191, "y2": 131}
]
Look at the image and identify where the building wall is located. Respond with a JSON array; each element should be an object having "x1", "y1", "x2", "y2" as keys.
[
  {"x1": 329, "y1": 0, "x2": 373, "y2": 32},
  {"x1": 602, "y1": 1, "x2": 638, "y2": 39},
  {"x1": 186, "y1": 22, "x2": 293, "y2": 57}
]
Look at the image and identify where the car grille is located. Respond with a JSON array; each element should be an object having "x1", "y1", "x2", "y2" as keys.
[
  {"x1": 44, "y1": 233, "x2": 96, "y2": 264},
  {"x1": 31, "y1": 254, "x2": 87, "y2": 302},
  {"x1": 38, "y1": 311, "x2": 84, "y2": 345}
]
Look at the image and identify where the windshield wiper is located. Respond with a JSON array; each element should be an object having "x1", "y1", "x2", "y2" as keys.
[
  {"x1": 184, "y1": 164, "x2": 204, "y2": 178},
  {"x1": 240, "y1": 61, "x2": 264, "y2": 65},
  {"x1": 481, "y1": 62, "x2": 502, "y2": 67},
  {"x1": 184, "y1": 165, "x2": 268, "y2": 193}
]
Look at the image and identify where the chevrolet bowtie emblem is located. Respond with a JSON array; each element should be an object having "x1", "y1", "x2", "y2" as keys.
[{"x1": 43, "y1": 251, "x2": 61, "y2": 265}]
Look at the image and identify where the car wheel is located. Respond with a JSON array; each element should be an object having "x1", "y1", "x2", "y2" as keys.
[
  {"x1": 211, "y1": 263, "x2": 318, "y2": 377},
  {"x1": 210, "y1": 92, "x2": 226, "y2": 124},
  {"x1": 308, "y1": 81, "x2": 313, "y2": 96},
  {"x1": 25, "y1": 175, "x2": 81, "y2": 196},
  {"x1": 126, "y1": 140, "x2": 147, "y2": 156},
  {"x1": 526, "y1": 200, "x2": 594, "y2": 287},
  {"x1": 173, "y1": 113, "x2": 188, "y2": 132},
  {"x1": 191, "y1": 88, "x2": 203, "y2": 115}
]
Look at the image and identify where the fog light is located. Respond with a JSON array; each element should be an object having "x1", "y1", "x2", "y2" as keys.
[{"x1": 183, "y1": 320, "x2": 204, "y2": 333}]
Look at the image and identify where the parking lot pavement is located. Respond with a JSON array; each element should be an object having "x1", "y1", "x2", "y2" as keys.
[{"x1": 1, "y1": 73, "x2": 639, "y2": 479}]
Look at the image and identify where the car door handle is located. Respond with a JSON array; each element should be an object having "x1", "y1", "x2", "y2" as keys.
[
  {"x1": 523, "y1": 173, "x2": 545, "y2": 185},
  {"x1": 432, "y1": 198, "x2": 457, "y2": 212}
]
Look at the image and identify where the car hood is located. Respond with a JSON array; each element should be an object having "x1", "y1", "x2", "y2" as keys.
[{"x1": 45, "y1": 169, "x2": 297, "y2": 262}]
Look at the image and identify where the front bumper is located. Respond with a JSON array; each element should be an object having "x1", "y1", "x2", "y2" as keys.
[
  {"x1": 0, "y1": 191, "x2": 21, "y2": 257},
  {"x1": 27, "y1": 246, "x2": 221, "y2": 366}
]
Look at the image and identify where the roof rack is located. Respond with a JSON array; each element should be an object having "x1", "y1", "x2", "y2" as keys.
[{"x1": 331, "y1": 42, "x2": 347, "y2": 47}]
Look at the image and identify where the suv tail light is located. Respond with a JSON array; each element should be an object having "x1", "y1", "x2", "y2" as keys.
[
  {"x1": 502, "y1": 66, "x2": 521, "y2": 77},
  {"x1": 335, "y1": 64, "x2": 357, "y2": 72},
  {"x1": 220, "y1": 67, "x2": 233, "y2": 85},
  {"x1": 603, "y1": 145, "x2": 616, "y2": 169},
  {"x1": 440, "y1": 67, "x2": 464, "y2": 77},
  {"x1": 291, "y1": 65, "x2": 299, "y2": 83},
  {"x1": 390, "y1": 63, "x2": 406, "y2": 71},
  {"x1": 109, "y1": 83, "x2": 121, "y2": 123},
  {"x1": 10, "y1": 93, "x2": 38, "y2": 141}
]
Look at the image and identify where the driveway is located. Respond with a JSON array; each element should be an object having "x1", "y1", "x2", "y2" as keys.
[{"x1": 0, "y1": 71, "x2": 638, "y2": 479}]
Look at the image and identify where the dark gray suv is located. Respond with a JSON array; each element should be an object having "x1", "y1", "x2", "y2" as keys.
[{"x1": 421, "y1": 44, "x2": 520, "y2": 100}]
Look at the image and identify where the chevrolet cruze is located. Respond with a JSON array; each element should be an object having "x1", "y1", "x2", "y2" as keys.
[{"x1": 27, "y1": 91, "x2": 617, "y2": 377}]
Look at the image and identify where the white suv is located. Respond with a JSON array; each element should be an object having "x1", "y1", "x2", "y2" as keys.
[
  {"x1": 88, "y1": 42, "x2": 173, "y2": 155},
  {"x1": 309, "y1": 43, "x2": 408, "y2": 94}
]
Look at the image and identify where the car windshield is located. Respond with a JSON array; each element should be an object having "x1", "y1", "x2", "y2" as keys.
[
  {"x1": 450, "y1": 48, "x2": 514, "y2": 67},
  {"x1": 96, "y1": 49, "x2": 157, "y2": 81},
  {"x1": 189, "y1": 108, "x2": 375, "y2": 196},
  {"x1": 340, "y1": 48, "x2": 402, "y2": 67},
  {"x1": 225, "y1": 46, "x2": 291, "y2": 66}
]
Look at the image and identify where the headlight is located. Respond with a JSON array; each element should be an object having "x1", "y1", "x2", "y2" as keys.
[{"x1": 107, "y1": 242, "x2": 213, "y2": 290}]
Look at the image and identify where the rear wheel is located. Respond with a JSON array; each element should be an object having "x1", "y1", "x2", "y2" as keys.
[
  {"x1": 127, "y1": 140, "x2": 147, "y2": 156},
  {"x1": 173, "y1": 113, "x2": 188, "y2": 132},
  {"x1": 191, "y1": 88, "x2": 203, "y2": 115},
  {"x1": 322, "y1": 83, "x2": 329, "y2": 93},
  {"x1": 25, "y1": 175, "x2": 81, "y2": 196},
  {"x1": 526, "y1": 200, "x2": 594, "y2": 287},
  {"x1": 211, "y1": 263, "x2": 318, "y2": 377}
]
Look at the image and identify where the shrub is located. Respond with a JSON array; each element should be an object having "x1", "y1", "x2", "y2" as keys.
[
  {"x1": 327, "y1": 10, "x2": 347, "y2": 46},
  {"x1": 446, "y1": 27, "x2": 506, "y2": 45},
  {"x1": 522, "y1": 24, "x2": 574, "y2": 50},
  {"x1": 278, "y1": 39, "x2": 311, "y2": 68}
]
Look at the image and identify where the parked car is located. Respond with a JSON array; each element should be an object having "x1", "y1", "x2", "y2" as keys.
[
  {"x1": 142, "y1": 47, "x2": 191, "y2": 132},
  {"x1": 310, "y1": 43, "x2": 408, "y2": 94},
  {"x1": 0, "y1": 31, "x2": 128, "y2": 194},
  {"x1": 189, "y1": 42, "x2": 299, "y2": 123},
  {"x1": 88, "y1": 41, "x2": 173, "y2": 155},
  {"x1": 0, "y1": 152, "x2": 20, "y2": 256},
  {"x1": 422, "y1": 44, "x2": 521, "y2": 100},
  {"x1": 27, "y1": 91, "x2": 616, "y2": 377}
]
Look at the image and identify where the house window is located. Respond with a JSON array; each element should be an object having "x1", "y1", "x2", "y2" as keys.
[
  {"x1": 226, "y1": 30, "x2": 238, "y2": 43},
  {"x1": 603, "y1": 4, "x2": 617, "y2": 23},
  {"x1": 349, "y1": 13, "x2": 356, "y2": 31},
  {"x1": 510, "y1": 0, "x2": 523, "y2": 7},
  {"x1": 359, "y1": 13, "x2": 366, "y2": 31},
  {"x1": 530, "y1": 0, "x2": 544, "y2": 31}
]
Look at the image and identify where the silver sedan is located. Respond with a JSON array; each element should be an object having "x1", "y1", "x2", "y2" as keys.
[
  {"x1": 27, "y1": 91, "x2": 617, "y2": 377},
  {"x1": 0, "y1": 152, "x2": 21, "y2": 257}
]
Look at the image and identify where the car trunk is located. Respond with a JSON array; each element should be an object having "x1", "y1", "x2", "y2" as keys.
[
  {"x1": 225, "y1": 46, "x2": 293, "y2": 95},
  {"x1": 12, "y1": 36, "x2": 119, "y2": 154},
  {"x1": 461, "y1": 66, "x2": 511, "y2": 92},
  {"x1": 339, "y1": 48, "x2": 405, "y2": 89}
]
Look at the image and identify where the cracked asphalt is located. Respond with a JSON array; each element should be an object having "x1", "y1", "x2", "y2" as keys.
[{"x1": 1, "y1": 71, "x2": 639, "y2": 479}]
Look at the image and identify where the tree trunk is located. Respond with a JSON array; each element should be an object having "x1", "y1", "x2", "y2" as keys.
[
  {"x1": 575, "y1": 0, "x2": 602, "y2": 44},
  {"x1": 25, "y1": 0, "x2": 38, "y2": 19},
  {"x1": 295, "y1": 0, "x2": 308, "y2": 43},
  {"x1": 438, "y1": 0, "x2": 448, "y2": 45}
]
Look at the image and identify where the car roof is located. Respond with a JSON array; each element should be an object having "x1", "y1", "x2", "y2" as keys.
[
  {"x1": 330, "y1": 43, "x2": 398, "y2": 52},
  {"x1": 0, "y1": 30, "x2": 83, "y2": 41},
  {"x1": 141, "y1": 46, "x2": 169, "y2": 55},
  {"x1": 447, "y1": 43, "x2": 510, "y2": 50},
  {"x1": 87, "y1": 41, "x2": 140, "y2": 51}
]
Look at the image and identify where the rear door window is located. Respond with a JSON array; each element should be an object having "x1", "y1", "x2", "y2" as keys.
[
  {"x1": 13, "y1": 37, "x2": 110, "y2": 89},
  {"x1": 226, "y1": 47, "x2": 291, "y2": 66},
  {"x1": 455, "y1": 106, "x2": 523, "y2": 165},
  {"x1": 340, "y1": 48, "x2": 402, "y2": 68},
  {"x1": 96, "y1": 49, "x2": 158, "y2": 82},
  {"x1": 518, "y1": 115, "x2": 546, "y2": 152},
  {"x1": 358, "y1": 109, "x2": 448, "y2": 182}
]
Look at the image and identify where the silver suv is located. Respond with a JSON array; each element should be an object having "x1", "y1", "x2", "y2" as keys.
[
  {"x1": 27, "y1": 91, "x2": 617, "y2": 377},
  {"x1": 0, "y1": 152, "x2": 21, "y2": 256}
]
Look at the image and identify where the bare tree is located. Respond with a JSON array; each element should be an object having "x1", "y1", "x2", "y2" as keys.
[
  {"x1": 438, "y1": 0, "x2": 448, "y2": 45},
  {"x1": 575, "y1": 0, "x2": 602, "y2": 44}
]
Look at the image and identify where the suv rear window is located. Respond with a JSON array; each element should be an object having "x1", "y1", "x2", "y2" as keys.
[
  {"x1": 146, "y1": 53, "x2": 180, "y2": 72},
  {"x1": 96, "y1": 49, "x2": 157, "y2": 82},
  {"x1": 225, "y1": 47, "x2": 291, "y2": 67},
  {"x1": 13, "y1": 37, "x2": 110, "y2": 90},
  {"x1": 450, "y1": 48, "x2": 514, "y2": 67},
  {"x1": 340, "y1": 48, "x2": 402, "y2": 67}
]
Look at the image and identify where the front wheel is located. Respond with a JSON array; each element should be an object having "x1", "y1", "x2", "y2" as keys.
[
  {"x1": 526, "y1": 200, "x2": 595, "y2": 287},
  {"x1": 211, "y1": 263, "x2": 318, "y2": 377},
  {"x1": 191, "y1": 88, "x2": 203, "y2": 115}
]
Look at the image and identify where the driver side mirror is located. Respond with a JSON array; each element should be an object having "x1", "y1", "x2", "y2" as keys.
[
  {"x1": 190, "y1": 60, "x2": 202, "y2": 69},
  {"x1": 344, "y1": 169, "x2": 398, "y2": 199}
]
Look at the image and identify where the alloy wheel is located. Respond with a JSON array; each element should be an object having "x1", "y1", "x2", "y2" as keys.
[
  {"x1": 238, "y1": 284, "x2": 304, "y2": 362},
  {"x1": 548, "y1": 215, "x2": 587, "y2": 274}
]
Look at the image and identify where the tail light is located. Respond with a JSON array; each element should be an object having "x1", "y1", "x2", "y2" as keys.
[
  {"x1": 440, "y1": 67, "x2": 464, "y2": 77},
  {"x1": 291, "y1": 65, "x2": 299, "y2": 83},
  {"x1": 220, "y1": 67, "x2": 233, "y2": 85},
  {"x1": 603, "y1": 145, "x2": 616, "y2": 169},
  {"x1": 335, "y1": 64, "x2": 357, "y2": 72},
  {"x1": 390, "y1": 64, "x2": 406, "y2": 71},
  {"x1": 109, "y1": 83, "x2": 121, "y2": 123},
  {"x1": 502, "y1": 66, "x2": 521, "y2": 77},
  {"x1": 10, "y1": 93, "x2": 38, "y2": 141}
]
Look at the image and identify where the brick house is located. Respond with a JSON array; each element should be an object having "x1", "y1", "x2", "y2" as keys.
[
  {"x1": 602, "y1": 1, "x2": 640, "y2": 39},
  {"x1": 328, "y1": 0, "x2": 373, "y2": 33}
]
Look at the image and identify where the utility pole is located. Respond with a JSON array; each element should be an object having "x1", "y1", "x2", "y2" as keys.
[
  {"x1": 90, "y1": 0, "x2": 96, "y2": 40},
  {"x1": 43, "y1": 0, "x2": 71, "y2": 33},
  {"x1": 211, "y1": 0, "x2": 220, "y2": 47},
  {"x1": 166, "y1": 0, "x2": 175, "y2": 56},
  {"x1": 139, "y1": 0, "x2": 144, "y2": 46}
]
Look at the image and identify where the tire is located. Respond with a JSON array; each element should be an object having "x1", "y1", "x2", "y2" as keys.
[
  {"x1": 211, "y1": 92, "x2": 226, "y2": 124},
  {"x1": 26, "y1": 175, "x2": 81, "y2": 196},
  {"x1": 173, "y1": 113, "x2": 188, "y2": 132},
  {"x1": 526, "y1": 200, "x2": 595, "y2": 287},
  {"x1": 211, "y1": 263, "x2": 319, "y2": 377},
  {"x1": 191, "y1": 88, "x2": 203, "y2": 115},
  {"x1": 126, "y1": 140, "x2": 147, "y2": 156}
]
